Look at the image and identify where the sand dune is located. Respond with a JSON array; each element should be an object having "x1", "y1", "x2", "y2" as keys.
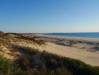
[
  {"x1": 1, "y1": 33, "x2": 99, "y2": 66},
  {"x1": 39, "y1": 42, "x2": 99, "y2": 66},
  {"x1": 11, "y1": 41, "x2": 99, "y2": 66}
]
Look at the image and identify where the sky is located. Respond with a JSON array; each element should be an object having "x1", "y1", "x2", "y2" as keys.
[{"x1": 0, "y1": 0, "x2": 99, "y2": 33}]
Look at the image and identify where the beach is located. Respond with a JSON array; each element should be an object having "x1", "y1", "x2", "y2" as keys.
[
  {"x1": 1, "y1": 32, "x2": 99, "y2": 66},
  {"x1": 1, "y1": 32, "x2": 99, "y2": 75},
  {"x1": 27, "y1": 34, "x2": 99, "y2": 66}
]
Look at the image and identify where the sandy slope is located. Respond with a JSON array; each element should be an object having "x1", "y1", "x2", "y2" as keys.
[
  {"x1": 13, "y1": 41, "x2": 99, "y2": 66},
  {"x1": 39, "y1": 42, "x2": 99, "y2": 66}
]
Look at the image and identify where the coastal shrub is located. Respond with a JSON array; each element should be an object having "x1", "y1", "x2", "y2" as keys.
[
  {"x1": 63, "y1": 58, "x2": 99, "y2": 75},
  {"x1": 0, "y1": 46, "x2": 99, "y2": 75},
  {"x1": 13, "y1": 46, "x2": 99, "y2": 75},
  {"x1": 0, "y1": 55, "x2": 12, "y2": 75}
]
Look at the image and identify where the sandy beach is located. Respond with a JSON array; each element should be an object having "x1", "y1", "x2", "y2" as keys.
[
  {"x1": 28, "y1": 34, "x2": 99, "y2": 66},
  {"x1": 1, "y1": 32, "x2": 99, "y2": 66},
  {"x1": 40, "y1": 42, "x2": 99, "y2": 66}
]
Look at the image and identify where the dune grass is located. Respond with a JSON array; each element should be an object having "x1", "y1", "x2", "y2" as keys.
[{"x1": 0, "y1": 46, "x2": 99, "y2": 75}]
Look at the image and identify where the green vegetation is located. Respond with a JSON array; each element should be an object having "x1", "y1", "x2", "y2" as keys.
[{"x1": 0, "y1": 46, "x2": 99, "y2": 75}]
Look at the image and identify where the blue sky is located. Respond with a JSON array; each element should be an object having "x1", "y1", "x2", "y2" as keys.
[{"x1": 0, "y1": 0, "x2": 99, "y2": 33}]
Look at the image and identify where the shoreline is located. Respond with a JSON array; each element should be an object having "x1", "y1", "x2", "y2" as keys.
[{"x1": 34, "y1": 34, "x2": 99, "y2": 43}]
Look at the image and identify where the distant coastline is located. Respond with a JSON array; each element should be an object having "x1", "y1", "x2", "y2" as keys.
[{"x1": 44, "y1": 32, "x2": 99, "y2": 39}]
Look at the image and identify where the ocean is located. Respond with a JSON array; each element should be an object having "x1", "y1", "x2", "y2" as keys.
[{"x1": 45, "y1": 33, "x2": 99, "y2": 39}]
